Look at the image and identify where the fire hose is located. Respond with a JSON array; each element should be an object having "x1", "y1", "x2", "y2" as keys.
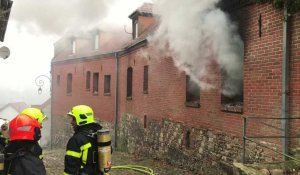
[
  {"x1": 111, "y1": 165, "x2": 156, "y2": 175},
  {"x1": 97, "y1": 130, "x2": 156, "y2": 175}
]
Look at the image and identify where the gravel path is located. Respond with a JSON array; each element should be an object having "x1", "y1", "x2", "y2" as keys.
[{"x1": 43, "y1": 149, "x2": 195, "y2": 175}]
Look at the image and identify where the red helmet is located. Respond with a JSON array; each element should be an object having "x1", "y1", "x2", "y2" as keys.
[{"x1": 9, "y1": 114, "x2": 42, "y2": 141}]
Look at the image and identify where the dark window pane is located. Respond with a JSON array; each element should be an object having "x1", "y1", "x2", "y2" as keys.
[
  {"x1": 127, "y1": 67, "x2": 133, "y2": 98},
  {"x1": 86, "y1": 71, "x2": 90, "y2": 91},
  {"x1": 186, "y1": 75, "x2": 200, "y2": 107},
  {"x1": 93, "y1": 72, "x2": 99, "y2": 95},
  {"x1": 143, "y1": 65, "x2": 148, "y2": 93},
  {"x1": 67, "y1": 73, "x2": 72, "y2": 94},
  {"x1": 104, "y1": 75, "x2": 111, "y2": 94}
]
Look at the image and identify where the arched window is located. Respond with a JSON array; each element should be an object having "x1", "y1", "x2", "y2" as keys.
[{"x1": 126, "y1": 67, "x2": 133, "y2": 99}]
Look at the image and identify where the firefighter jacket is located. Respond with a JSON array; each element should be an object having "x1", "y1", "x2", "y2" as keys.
[
  {"x1": 4, "y1": 140, "x2": 46, "y2": 175},
  {"x1": 64, "y1": 123, "x2": 102, "y2": 175}
]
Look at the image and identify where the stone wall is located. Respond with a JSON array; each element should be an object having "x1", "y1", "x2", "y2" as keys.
[
  {"x1": 117, "y1": 114, "x2": 266, "y2": 175},
  {"x1": 51, "y1": 115, "x2": 113, "y2": 149}
]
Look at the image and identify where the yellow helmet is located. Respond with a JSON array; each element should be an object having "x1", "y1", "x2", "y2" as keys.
[
  {"x1": 67, "y1": 105, "x2": 95, "y2": 126},
  {"x1": 21, "y1": 108, "x2": 47, "y2": 124}
]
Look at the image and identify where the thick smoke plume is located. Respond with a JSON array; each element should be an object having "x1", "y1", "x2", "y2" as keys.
[
  {"x1": 150, "y1": 0, "x2": 244, "y2": 96},
  {"x1": 11, "y1": 0, "x2": 114, "y2": 35}
]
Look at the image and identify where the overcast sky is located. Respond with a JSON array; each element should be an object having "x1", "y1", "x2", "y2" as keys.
[{"x1": 0, "y1": 0, "x2": 152, "y2": 107}]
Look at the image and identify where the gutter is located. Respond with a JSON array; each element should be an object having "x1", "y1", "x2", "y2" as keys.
[
  {"x1": 282, "y1": 2, "x2": 290, "y2": 161},
  {"x1": 114, "y1": 52, "x2": 120, "y2": 149}
]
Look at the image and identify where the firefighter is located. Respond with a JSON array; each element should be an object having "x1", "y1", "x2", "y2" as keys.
[
  {"x1": 64, "y1": 105, "x2": 103, "y2": 175},
  {"x1": 4, "y1": 114, "x2": 46, "y2": 175},
  {"x1": 21, "y1": 107, "x2": 48, "y2": 125},
  {"x1": 0, "y1": 118, "x2": 9, "y2": 151}
]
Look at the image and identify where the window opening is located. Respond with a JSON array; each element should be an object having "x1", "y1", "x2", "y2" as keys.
[
  {"x1": 93, "y1": 72, "x2": 99, "y2": 95},
  {"x1": 104, "y1": 75, "x2": 111, "y2": 95},
  {"x1": 127, "y1": 67, "x2": 133, "y2": 99},
  {"x1": 186, "y1": 75, "x2": 200, "y2": 108}
]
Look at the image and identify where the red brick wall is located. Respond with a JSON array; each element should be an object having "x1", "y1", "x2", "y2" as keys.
[
  {"x1": 117, "y1": 46, "x2": 241, "y2": 136},
  {"x1": 243, "y1": 4, "x2": 284, "y2": 140},
  {"x1": 51, "y1": 3, "x2": 300, "y2": 150},
  {"x1": 52, "y1": 56, "x2": 117, "y2": 123}
]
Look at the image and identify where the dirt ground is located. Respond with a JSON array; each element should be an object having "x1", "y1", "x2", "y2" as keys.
[{"x1": 43, "y1": 149, "x2": 194, "y2": 175}]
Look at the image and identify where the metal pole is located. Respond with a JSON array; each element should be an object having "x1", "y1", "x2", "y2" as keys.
[
  {"x1": 282, "y1": 2, "x2": 290, "y2": 161},
  {"x1": 243, "y1": 117, "x2": 246, "y2": 164}
]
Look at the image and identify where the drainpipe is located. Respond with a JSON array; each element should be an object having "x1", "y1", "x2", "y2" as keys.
[
  {"x1": 282, "y1": 2, "x2": 290, "y2": 161},
  {"x1": 114, "y1": 52, "x2": 119, "y2": 149}
]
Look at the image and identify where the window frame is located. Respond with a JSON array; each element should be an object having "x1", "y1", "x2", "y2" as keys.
[{"x1": 104, "y1": 75, "x2": 111, "y2": 96}]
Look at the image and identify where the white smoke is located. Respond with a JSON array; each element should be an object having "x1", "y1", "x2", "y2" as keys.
[
  {"x1": 10, "y1": 0, "x2": 114, "y2": 35},
  {"x1": 149, "y1": 0, "x2": 244, "y2": 96}
]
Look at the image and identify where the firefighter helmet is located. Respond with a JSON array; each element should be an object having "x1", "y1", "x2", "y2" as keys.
[
  {"x1": 67, "y1": 105, "x2": 95, "y2": 126},
  {"x1": 9, "y1": 114, "x2": 41, "y2": 141},
  {"x1": 21, "y1": 108, "x2": 47, "y2": 124}
]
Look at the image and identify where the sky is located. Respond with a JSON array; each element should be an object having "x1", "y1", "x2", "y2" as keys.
[
  {"x1": 0, "y1": 0, "x2": 153, "y2": 107},
  {"x1": 0, "y1": 0, "x2": 244, "y2": 107}
]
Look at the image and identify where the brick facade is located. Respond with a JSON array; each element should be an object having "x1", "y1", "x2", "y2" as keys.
[{"x1": 51, "y1": 2, "x2": 300, "y2": 174}]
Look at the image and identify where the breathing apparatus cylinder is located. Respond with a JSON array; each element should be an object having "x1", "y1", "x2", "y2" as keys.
[
  {"x1": 0, "y1": 153, "x2": 4, "y2": 175},
  {"x1": 97, "y1": 129, "x2": 111, "y2": 174}
]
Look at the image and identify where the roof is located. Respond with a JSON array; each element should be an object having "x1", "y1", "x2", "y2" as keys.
[
  {"x1": 31, "y1": 98, "x2": 51, "y2": 110},
  {"x1": 52, "y1": 31, "x2": 131, "y2": 63},
  {"x1": 0, "y1": 102, "x2": 29, "y2": 113},
  {"x1": 129, "y1": 3, "x2": 153, "y2": 19}
]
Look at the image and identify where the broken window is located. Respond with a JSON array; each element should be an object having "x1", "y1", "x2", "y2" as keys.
[
  {"x1": 221, "y1": 69, "x2": 243, "y2": 113},
  {"x1": 86, "y1": 71, "x2": 90, "y2": 91},
  {"x1": 127, "y1": 67, "x2": 133, "y2": 99},
  {"x1": 66, "y1": 73, "x2": 72, "y2": 95},
  {"x1": 93, "y1": 72, "x2": 99, "y2": 95},
  {"x1": 143, "y1": 65, "x2": 148, "y2": 94},
  {"x1": 185, "y1": 75, "x2": 200, "y2": 108},
  {"x1": 104, "y1": 75, "x2": 111, "y2": 95}
]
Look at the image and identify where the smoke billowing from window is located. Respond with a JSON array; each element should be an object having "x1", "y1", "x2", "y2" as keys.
[
  {"x1": 149, "y1": 0, "x2": 244, "y2": 96},
  {"x1": 11, "y1": 0, "x2": 114, "y2": 35}
]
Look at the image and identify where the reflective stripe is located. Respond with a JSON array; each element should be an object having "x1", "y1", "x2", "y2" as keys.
[
  {"x1": 64, "y1": 172, "x2": 71, "y2": 175},
  {"x1": 17, "y1": 126, "x2": 31, "y2": 131},
  {"x1": 66, "y1": 150, "x2": 82, "y2": 158},
  {"x1": 80, "y1": 143, "x2": 91, "y2": 164}
]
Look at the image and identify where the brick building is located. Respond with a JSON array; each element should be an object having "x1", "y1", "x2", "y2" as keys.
[{"x1": 51, "y1": 1, "x2": 300, "y2": 174}]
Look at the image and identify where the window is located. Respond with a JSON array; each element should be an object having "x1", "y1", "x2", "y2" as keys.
[
  {"x1": 133, "y1": 20, "x2": 138, "y2": 39},
  {"x1": 86, "y1": 71, "x2": 91, "y2": 91},
  {"x1": 67, "y1": 73, "x2": 72, "y2": 95},
  {"x1": 143, "y1": 65, "x2": 148, "y2": 94},
  {"x1": 71, "y1": 39, "x2": 76, "y2": 54},
  {"x1": 221, "y1": 69, "x2": 243, "y2": 113},
  {"x1": 94, "y1": 33, "x2": 99, "y2": 50},
  {"x1": 93, "y1": 72, "x2": 99, "y2": 95},
  {"x1": 186, "y1": 75, "x2": 200, "y2": 108},
  {"x1": 126, "y1": 67, "x2": 133, "y2": 99},
  {"x1": 57, "y1": 75, "x2": 60, "y2": 85},
  {"x1": 104, "y1": 75, "x2": 111, "y2": 95}
]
